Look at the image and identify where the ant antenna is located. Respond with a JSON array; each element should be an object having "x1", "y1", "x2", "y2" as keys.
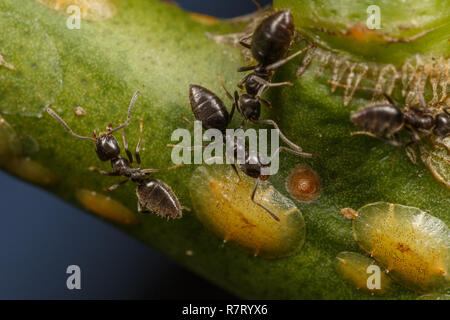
[
  {"x1": 251, "y1": 0, "x2": 262, "y2": 10},
  {"x1": 47, "y1": 108, "x2": 96, "y2": 142},
  {"x1": 109, "y1": 91, "x2": 140, "y2": 134},
  {"x1": 217, "y1": 73, "x2": 234, "y2": 101}
]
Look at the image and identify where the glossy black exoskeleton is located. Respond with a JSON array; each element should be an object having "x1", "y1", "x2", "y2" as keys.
[
  {"x1": 47, "y1": 91, "x2": 186, "y2": 219},
  {"x1": 238, "y1": 10, "x2": 313, "y2": 99},
  {"x1": 189, "y1": 84, "x2": 234, "y2": 133},
  {"x1": 330, "y1": 81, "x2": 450, "y2": 150}
]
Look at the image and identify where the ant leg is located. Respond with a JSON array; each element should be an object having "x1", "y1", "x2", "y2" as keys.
[
  {"x1": 253, "y1": 77, "x2": 293, "y2": 97},
  {"x1": 252, "y1": 119, "x2": 303, "y2": 152},
  {"x1": 260, "y1": 147, "x2": 313, "y2": 173},
  {"x1": 106, "y1": 179, "x2": 129, "y2": 191},
  {"x1": 137, "y1": 201, "x2": 149, "y2": 213},
  {"x1": 271, "y1": 146, "x2": 314, "y2": 160},
  {"x1": 403, "y1": 141, "x2": 417, "y2": 164},
  {"x1": 260, "y1": 98, "x2": 280, "y2": 121},
  {"x1": 218, "y1": 74, "x2": 234, "y2": 101},
  {"x1": 237, "y1": 73, "x2": 251, "y2": 89},
  {"x1": 434, "y1": 136, "x2": 450, "y2": 154},
  {"x1": 265, "y1": 43, "x2": 314, "y2": 71},
  {"x1": 89, "y1": 166, "x2": 120, "y2": 176},
  {"x1": 404, "y1": 126, "x2": 421, "y2": 142},
  {"x1": 251, "y1": 179, "x2": 280, "y2": 221},
  {"x1": 238, "y1": 34, "x2": 252, "y2": 49},
  {"x1": 217, "y1": 74, "x2": 236, "y2": 122},
  {"x1": 328, "y1": 81, "x2": 396, "y2": 105},
  {"x1": 141, "y1": 163, "x2": 184, "y2": 175},
  {"x1": 135, "y1": 120, "x2": 143, "y2": 168},
  {"x1": 230, "y1": 163, "x2": 241, "y2": 181},
  {"x1": 230, "y1": 102, "x2": 236, "y2": 122},
  {"x1": 119, "y1": 120, "x2": 133, "y2": 164},
  {"x1": 238, "y1": 65, "x2": 258, "y2": 73},
  {"x1": 350, "y1": 131, "x2": 402, "y2": 147}
]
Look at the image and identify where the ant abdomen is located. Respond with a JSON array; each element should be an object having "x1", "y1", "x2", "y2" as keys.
[
  {"x1": 251, "y1": 10, "x2": 294, "y2": 66},
  {"x1": 351, "y1": 105, "x2": 404, "y2": 136},
  {"x1": 189, "y1": 85, "x2": 229, "y2": 132},
  {"x1": 136, "y1": 179, "x2": 183, "y2": 219}
]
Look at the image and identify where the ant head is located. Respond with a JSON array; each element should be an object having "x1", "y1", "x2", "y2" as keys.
[
  {"x1": 433, "y1": 112, "x2": 450, "y2": 137},
  {"x1": 46, "y1": 91, "x2": 140, "y2": 162},
  {"x1": 95, "y1": 129, "x2": 121, "y2": 162},
  {"x1": 239, "y1": 94, "x2": 261, "y2": 121}
]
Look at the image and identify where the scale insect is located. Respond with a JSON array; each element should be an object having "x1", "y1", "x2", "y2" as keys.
[
  {"x1": 352, "y1": 202, "x2": 450, "y2": 293},
  {"x1": 189, "y1": 165, "x2": 306, "y2": 258},
  {"x1": 47, "y1": 91, "x2": 187, "y2": 219}
]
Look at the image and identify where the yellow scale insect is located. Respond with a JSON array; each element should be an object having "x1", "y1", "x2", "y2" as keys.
[
  {"x1": 352, "y1": 202, "x2": 450, "y2": 293},
  {"x1": 77, "y1": 189, "x2": 138, "y2": 226},
  {"x1": 0, "y1": 117, "x2": 56, "y2": 185},
  {"x1": 189, "y1": 165, "x2": 306, "y2": 259},
  {"x1": 334, "y1": 251, "x2": 394, "y2": 296}
]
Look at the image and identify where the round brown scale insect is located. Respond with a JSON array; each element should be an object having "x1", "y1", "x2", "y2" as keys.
[{"x1": 285, "y1": 164, "x2": 321, "y2": 202}]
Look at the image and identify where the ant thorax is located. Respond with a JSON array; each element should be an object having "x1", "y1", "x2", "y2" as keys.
[
  {"x1": 403, "y1": 109, "x2": 434, "y2": 131},
  {"x1": 111, "y1": 156, "x2": 130, "y2": 173}
]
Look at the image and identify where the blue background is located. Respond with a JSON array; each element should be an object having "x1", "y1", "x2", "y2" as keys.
[{"x1": 0, "y1": 0, "x2": 271, "y2": 299}]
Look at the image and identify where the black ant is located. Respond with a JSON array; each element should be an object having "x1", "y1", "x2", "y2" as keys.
[
  {"x1": 330, "y1": 81, "x2": 450, "y2": 152},
  {"x1": 181, "y1": 84, "x2": 313, "y2": 221},
  {"x1": 219, "y1": 80, "x2": 308, "y2": 154},
  {"x1": 238, "y1": 9, "x2": 314, "y2": 100},
  {"x1": 231, "y1": 136, "x2": 307, "y2": 221},
  {"x1": 47, "y1": 91, "x2": 187, "y2": 219}
]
